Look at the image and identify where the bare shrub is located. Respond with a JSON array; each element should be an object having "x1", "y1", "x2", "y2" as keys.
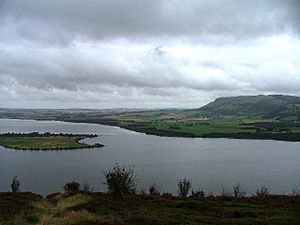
[
  {"x1": 11, "y1": 176, "x2": 20, "y2": 193},
  {"x1": 233, "y1": 183, "x2": 246, "y2": 198},
  {"x1": 221, "y1": 187, "x2": 232, "y2": 197},
  {"x1": 82, "y1": 182, "x2": 93, "y2": 192},
  {"x1": 148, "y1": 183, "x2": 160, "y2": 197},
  {"x1": 255, "y1": 186, "x2": 269, "y2": 197},
  {"x1": 291, "y1": 186, "x2": 299, "y2": 196}
]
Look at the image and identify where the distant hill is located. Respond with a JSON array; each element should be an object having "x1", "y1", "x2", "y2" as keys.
[{"x1": 198, "y1": 95, "x2": 300, "y2": 119}]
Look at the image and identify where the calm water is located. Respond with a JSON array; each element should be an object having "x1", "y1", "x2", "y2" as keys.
[{"x1": 0, "y1": 119, "x2": 299, "y2": 195}]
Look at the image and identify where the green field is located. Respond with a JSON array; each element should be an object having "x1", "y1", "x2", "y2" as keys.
[
  {"x1": 59, "y1": 115, "x2": 300, "y2": 141},
  {"x1": 147, "y1": 118, "x2": 255, "y2": 136},
  {"x1": 0, "y1": 134, "x2": 103, "y2": 150},
  {"x1": 1, "y1": 191, "x2": 300, "y2": 225}
]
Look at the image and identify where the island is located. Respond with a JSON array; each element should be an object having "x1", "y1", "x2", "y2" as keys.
[{"x1": 0, "y1": 132, "x2": 104, "y2": 150}]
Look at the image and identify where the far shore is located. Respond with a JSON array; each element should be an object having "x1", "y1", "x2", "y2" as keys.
[{"x1": 1, "y1": 117, "x2": 300, "y2": 142}]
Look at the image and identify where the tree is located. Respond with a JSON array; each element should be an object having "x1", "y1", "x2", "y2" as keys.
[
  {"x1": 178, "y1": 178, "x2": 191, "y2": 197},
  {"x1": 103, "y1": 164, "x2": 137, "y2": 199},
  {"x1": 11, "y1": 176, "x2": 20, "y2": 193}
]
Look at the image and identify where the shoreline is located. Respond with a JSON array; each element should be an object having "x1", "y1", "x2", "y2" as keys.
[
  {"x1": 1, "y1": 117, "x2": 300, "y2": 142},
  {"x1": 57, "y1": 118, "x2": 300, "y2": 142}
]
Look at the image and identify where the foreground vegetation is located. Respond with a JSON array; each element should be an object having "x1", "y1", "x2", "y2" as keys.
[
  {"x1": 0, "y1": 133, "x2": 103, "y2": 150},
  {"x1": 2, "y1": 165, "x2": 300, "y2": 225},
  {"x1": 1, "y1": 190, "x2": 300, "y2": 225}
]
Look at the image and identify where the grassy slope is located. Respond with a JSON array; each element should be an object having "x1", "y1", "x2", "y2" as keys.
[
  {"x1": 1, "y1": 192, "x2": 300, "y2": 225},
  {"x1": 198, "y1": 95, "x2": 300, "y2": 118}
]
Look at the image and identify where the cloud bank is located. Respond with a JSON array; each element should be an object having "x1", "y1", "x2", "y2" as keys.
[{"x1": 0, "y1": 0, "x2": 299, "y2": 108}]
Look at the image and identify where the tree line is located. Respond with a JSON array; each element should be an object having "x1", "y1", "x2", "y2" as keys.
[{"x1": 0, "y1": 132, "x2": 98, "y2": 138}]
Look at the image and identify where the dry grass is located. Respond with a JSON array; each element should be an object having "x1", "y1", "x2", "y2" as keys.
[
  {"x1": 55, "y1": 193, "x2": 92, "y2": 211},
  {"x1": 37, "y1": 210, "x2": 115, "y2": 225}
]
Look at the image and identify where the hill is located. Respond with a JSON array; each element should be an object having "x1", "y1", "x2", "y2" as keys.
[{"x1": 198, "y1": 95, "x2": 300, "y2": 119}]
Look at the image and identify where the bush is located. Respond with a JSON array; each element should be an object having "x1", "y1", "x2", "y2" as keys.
[
  {"x1": 139, "y1": 188, "x2": 147, "y2": 196},
  {"x1": 148, "y1": 183, "x2": 160, "y2": 196},
  {"x1": 255, "y1": 186, "x2": 269, "y2": 197},
  {"x1": 233, "y1": 183, "x2": 246, "y2": 198},
  {"x1": 178, "y1": 178, "x2": 191, "y2": 197},
  {"x1": 82, "y1": 182, "x2": 92, "y2": 192},
  {"x1": 221, "y1": 187, "x2": 232, "y2": 198},
  {"x1": 162, "y1": 192, "x2": 173, "y2": 198},
  {"x1": 191, "y1": 189, "x2": 205, "y2": 198},
  {"x1": 22, "y1": 210, "x2": 40, "y2": 223},
  {"x1": 11, "y1": 176, "x2": 20, "y2": 193},
  {"x1": 103, "y1": 164, "x2": 137, "y2": 199},
  {"x1": 63, "y1": 181, "x2": 81, "y2": 192},
  {"x1": 291, "y1": 186, "x2": 300, "y2": 196}
]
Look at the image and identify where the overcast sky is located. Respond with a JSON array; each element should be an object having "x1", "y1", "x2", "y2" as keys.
[{"x1": 0, "y1": 0, "x2": 299, "y2": 109}]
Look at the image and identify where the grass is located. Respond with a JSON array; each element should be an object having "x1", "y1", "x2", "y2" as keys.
[
  {"x1": 0, "y1": 134, "x2": 103, "y2": 150},
  {"x1": 0, "y1": 192, "x2": 43, "y2": 224},
  {"x1": 1, "y1": 191, "x2": 300, "y2": 225},
  {"x1": 0, "y1": 136, "x2": 85, "y2": 149}
]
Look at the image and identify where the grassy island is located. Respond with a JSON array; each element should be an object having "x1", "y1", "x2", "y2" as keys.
[{"x1": 0, "y1": 133, "x2": 104, "y2": 150}]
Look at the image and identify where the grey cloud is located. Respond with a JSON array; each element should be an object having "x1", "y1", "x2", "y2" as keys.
[
  {"x1": 0, "y1": 0, "x2": 300, "y2": 108},
  {"x1": 0, "y1": 42, "x2": 247, "y2": 94},
  {"x1": 1, "y1": 0, "x2": 299, "y2": 45}
]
